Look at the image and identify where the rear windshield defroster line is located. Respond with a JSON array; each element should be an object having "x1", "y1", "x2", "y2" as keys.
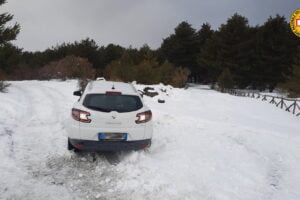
[{"x1": 83, "y1": 94, "x2": 143, "y2": 113}]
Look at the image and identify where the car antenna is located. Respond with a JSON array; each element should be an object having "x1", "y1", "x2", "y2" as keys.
[{"x1": 112, "y1": 82, "x2": 115, "y2": 90}]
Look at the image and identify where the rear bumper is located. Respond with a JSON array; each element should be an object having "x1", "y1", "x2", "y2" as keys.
[{"x1": 69, "y1": 138, "x2": 151, "y2": 151}]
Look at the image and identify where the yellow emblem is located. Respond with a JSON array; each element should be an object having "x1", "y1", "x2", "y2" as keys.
[{"x1": 290, "y1": 9, "x2": 300, "y2": 37}]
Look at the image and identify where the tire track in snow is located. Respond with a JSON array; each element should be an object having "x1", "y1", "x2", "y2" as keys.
[
  {"x1": 12, "y1": 83, "x2": 69, "y2": 170},
  {"x1": 4, "y1": 128, "x2": 14, "y2": 158},
  {"x1": 0, "y1": 83, "x2": 79, "y2": 200},
  {"x1": 226, "y1": 134, "x2": 285, "y2": 199},
  {"x1": 264, "y1": 154, "x2": 285, "y2": 200},
  {"x1": 0, "y1": 84, "x2": 34, "y2": 159},
  {"x1": 17, "y1": 82, "x2": 125, "y2": 200},
  {"x1": 0, "y1": 83, "x2": 73, "y2": 200},
  {"x1": 0, "y1": 128, "x2": 15, "y2": 158}
]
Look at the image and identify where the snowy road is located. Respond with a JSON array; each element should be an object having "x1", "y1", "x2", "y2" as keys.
[{"x1": 0, "y1": 81, "x2": 299, "y2": 200}]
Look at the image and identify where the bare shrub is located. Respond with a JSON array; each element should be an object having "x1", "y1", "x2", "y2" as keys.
[
  {"x1": 131, "y1": 59, "x2": 161, "y2": 84},
  {"x1": 0, "y1": 81, "x2": 10, "y2": 93},
  {"x1": 0, "y1": 70, "x2": 10, "y2": 93},
  {"x1": 39, "y1": 55, "x2": 95, "y2": 80},
  {"x1": 104, "y1": 56, "x2": 190, "y2": 88},
  {"x1": 104, "y1": 53, "x2": 134, "y2": 82},
  {"x1": 169, "y1": 67, "x2": 191, "y2": 88},
  {"x1": 217, "y1": 68, "x2": 234, "y2": 92},
  {"x1": 156, "y1": 62, "x2": 175, "y2": 85},
  {"x1": 10, "y1": 64, "x2": 37, "y2": 80},
  {"x1": 103, "y1": 60, "x2": 125, "y2": 82}
]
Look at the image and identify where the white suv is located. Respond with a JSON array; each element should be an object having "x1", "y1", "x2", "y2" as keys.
[{"x1": 67, "y1": 80, "x2": 153, "y2": 151}]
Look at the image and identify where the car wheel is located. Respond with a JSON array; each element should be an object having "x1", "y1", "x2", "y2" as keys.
[
  {"x1": 143, "y1": 140, "x2": 152, "y2": 152},
  {"x1": 68, "y1": 138, "x2": 74, "y2": 150},
  {"x1": 68, "y1": 138, "x2": 81, "y2": 153},
  {"x1": 147, "y1": 140, "x2": 152, "y2": 148}
]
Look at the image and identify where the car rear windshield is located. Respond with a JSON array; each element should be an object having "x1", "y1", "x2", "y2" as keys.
[{"x1": 83, "y1": 94, "x2": 143, "y2": 113}]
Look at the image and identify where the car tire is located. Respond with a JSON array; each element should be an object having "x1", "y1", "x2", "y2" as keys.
[
  {"x1": 147, "y1": 140, "x2": 152, "y2": 148},
  {"x1": 68, "y1": 138, "x2": 74, "y2": 150},
  {"x1": 68, "y1": 138, "x2": 81, "y2": 153},
  {"x1": 144, "y1": 139, "x2": 152, "y2": 150}
]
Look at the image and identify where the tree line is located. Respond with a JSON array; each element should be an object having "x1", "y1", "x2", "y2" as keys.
[
  {"x1": 159, "y1": 14, "x2": 299, "y2": 93},
  {"x1": 0, "y1": 0, "x2": 299, "y2": 96}
]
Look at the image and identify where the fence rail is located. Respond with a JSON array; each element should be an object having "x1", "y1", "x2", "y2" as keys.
[{"x1": 222, "y1": 89, "x2": 300, "y2": 117}]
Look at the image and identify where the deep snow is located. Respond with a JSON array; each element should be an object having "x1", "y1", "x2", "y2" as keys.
[{"x1": 0, "y1": 80, "x2": 299, "y2": 200}]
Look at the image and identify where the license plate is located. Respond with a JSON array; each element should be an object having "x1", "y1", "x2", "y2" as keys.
[{"x1": 98, "y1": 133, "x2": 127, "y2": 141}]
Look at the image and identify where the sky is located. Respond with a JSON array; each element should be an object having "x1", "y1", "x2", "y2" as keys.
[{"x1": 1, "y1": 0, "x2": 299, "y2": 51}]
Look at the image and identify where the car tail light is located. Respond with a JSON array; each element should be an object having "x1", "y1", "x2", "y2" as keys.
[
  {"x1": 136, "y1": 110, "x2": 152, "y2": 124},
  {"x1": 72, "y1": 108, "x2": 91, "y2": 123}
]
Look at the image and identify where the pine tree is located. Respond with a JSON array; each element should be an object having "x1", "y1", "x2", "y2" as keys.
[
  {"x1": 0, "y1": 0, "x2": 20, "y2": 45},
  {"x1": 159, "y1": 22, "x2": 200, "y2": 78},
  {"x1": 0, "y1": 0, "x2": 20, "y2": 92},
  {"x1": 255, "y1": 15, "x2": 298, "y2": 91},
  {"x1": 199, "y1": 13, "x2": 256, "y2": 87},
  {"x1": 196, "y1": 23, "x2": 214, "y2": 82},
  {"x1": 197, "y1": 23, "x2": 214, "y2": 48}
]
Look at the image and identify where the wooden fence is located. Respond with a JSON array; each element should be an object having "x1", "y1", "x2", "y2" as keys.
[{"x1": 222, "y1": 89, "x2": 300, "y2": 117}]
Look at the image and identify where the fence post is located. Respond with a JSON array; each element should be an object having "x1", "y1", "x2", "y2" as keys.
[
  {"x1": 293, "y1": 101, "x2": 297, "y2": 115},
  {"x1": 280, "y1": 98, "x2": 284, "y2": 109}
]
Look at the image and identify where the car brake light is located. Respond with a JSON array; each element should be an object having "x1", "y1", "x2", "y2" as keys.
[
  {"x1": 72, "y1": 108, "x2": 91, "y2": 123},
  {"x1": 136, "y1": 110, "x2": 152, "y2": 124},
  {"x1": 106, "y1": 91, "x2": 122, "y2": 95}
]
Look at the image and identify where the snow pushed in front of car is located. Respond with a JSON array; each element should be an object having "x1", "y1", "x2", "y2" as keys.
[{"x1": 42, "y1": 152, "x2": 125, "y2": 200}]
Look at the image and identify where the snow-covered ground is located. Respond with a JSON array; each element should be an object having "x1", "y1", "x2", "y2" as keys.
[{"x1": 0, "y1": 80, "x2": 299, "y2": 200}]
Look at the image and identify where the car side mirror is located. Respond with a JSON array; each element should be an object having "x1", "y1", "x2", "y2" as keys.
[{"x1": 73, "y1": 90, "x2": 82, "y2": 96}]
